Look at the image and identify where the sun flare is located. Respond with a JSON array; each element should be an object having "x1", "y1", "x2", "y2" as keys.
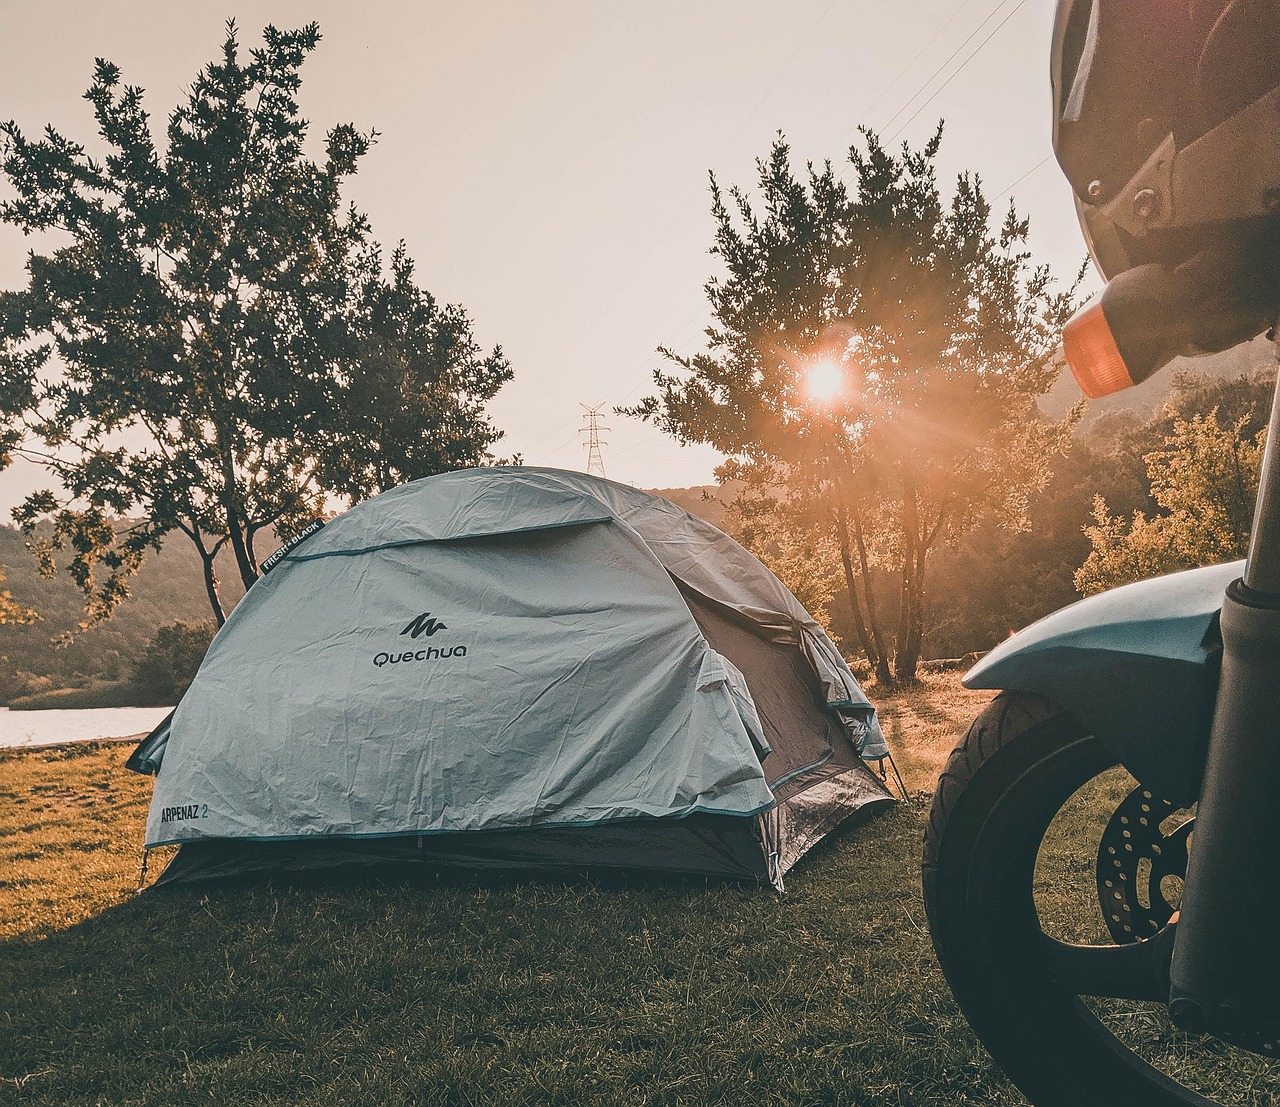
[{"x1": 805, "y1": 359, "x2": 844, "y2": 404}]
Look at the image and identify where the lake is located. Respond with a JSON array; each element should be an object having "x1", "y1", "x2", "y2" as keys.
[{"x1": 0, "y1": 706, "x2": 172, "y2": 750}]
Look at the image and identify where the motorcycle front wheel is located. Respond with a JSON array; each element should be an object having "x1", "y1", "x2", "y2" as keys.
[{"x1": 922, "y1": 691, "x2": 1279, "y2": 1107}]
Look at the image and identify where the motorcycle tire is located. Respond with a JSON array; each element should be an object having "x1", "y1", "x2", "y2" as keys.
[{"x1": 922, "y1": 690, "x2": 1222, "y2": 1107}]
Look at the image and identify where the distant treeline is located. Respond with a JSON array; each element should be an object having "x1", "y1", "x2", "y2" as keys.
[{"x1": 0, "y1": 528, "x2": 243, "y2": 706}]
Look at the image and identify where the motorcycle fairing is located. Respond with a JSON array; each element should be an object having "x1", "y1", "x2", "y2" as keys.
[{"x1": 963, "y1": 561, "x2": 1240, "y2": 807}]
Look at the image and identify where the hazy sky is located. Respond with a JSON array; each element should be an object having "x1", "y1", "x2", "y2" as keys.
[{"x1": 0, "y1": 0, "x2": 1093, "y2": 512}]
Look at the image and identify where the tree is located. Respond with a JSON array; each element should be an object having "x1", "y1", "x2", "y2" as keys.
[
  {"x1": 316, "y1": 243, "x2": 513, "y2": 500},
  {"x1": 132, "y1": 620, "x2": 215, "y2": 702},
  {"x1": 628, "y1": 129, "x2": 1079, "y2": 682},
  {"x1": 0, "y1": 21, "x2": 511, "y2": 628},
  {"x1": 1075, "y1": 409, "x2": 1264, "y2": 595}
]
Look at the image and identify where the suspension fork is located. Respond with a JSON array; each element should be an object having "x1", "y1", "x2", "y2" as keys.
[{"x1": 1168, "y1": 338, "x2": 1280, "y2": 1036}]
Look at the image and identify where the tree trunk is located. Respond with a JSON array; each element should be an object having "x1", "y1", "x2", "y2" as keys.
[
  {"x1": 192, "y1": 533, "x2": 227, "y2": 628},
  {"x1": 224, "y1": 517, "x2": 258, "y2": 592},
  {"x1": 832, "y1": 474, "x2": 892, "y2": 684},
  {"x1": 851, "y1": 514, "x2": 892, "y2": 684},
  {"x1": 832, "y1": 497, "x2": 880, "y2": 670},
  {"x1": 894, "y1": 488, "x2": 923, "y2": 683},
  {"x1": 213, "y1": 416, "x2": 260, "y2": 591},
  {"x1": 895, "y1": 557, "x2": 926, "y2": 682},
  {"x1": 245, "y1": 523, "x2": 261, "y2": 573}
]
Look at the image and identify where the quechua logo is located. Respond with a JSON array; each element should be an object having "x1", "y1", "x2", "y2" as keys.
[
  {"x1": 374, "y1": 611, "x2": 465, "y2": 667},
  {"x1": 401, "y1": 612, "x2": 447, "y2": 639}
]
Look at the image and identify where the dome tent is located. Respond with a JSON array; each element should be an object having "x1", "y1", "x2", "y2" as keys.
[{"x1": 129, "y1": 468, "x2": 893, "y2": 890}]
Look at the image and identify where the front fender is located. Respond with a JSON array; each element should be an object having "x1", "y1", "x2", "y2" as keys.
[{"x1": 964, "y1": 561, "x2": 1240, "y2": 806}]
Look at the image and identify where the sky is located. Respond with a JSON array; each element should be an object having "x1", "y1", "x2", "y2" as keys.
[{"x1": 0, "y1": 0, "x2": 1094, "y2": 513}]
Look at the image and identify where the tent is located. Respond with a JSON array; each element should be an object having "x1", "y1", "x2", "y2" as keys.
[{"x1": 129, "y1": 468, "x2": 894, "y2": 890}]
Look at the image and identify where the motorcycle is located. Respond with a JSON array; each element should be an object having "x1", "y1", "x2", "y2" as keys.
[
  {"x1": 920, "y1": 2, "x2": 1280, "y2": 1101},
  {"x1": 921, "y1": 284, "x2": 1280, "y2": 1107}
]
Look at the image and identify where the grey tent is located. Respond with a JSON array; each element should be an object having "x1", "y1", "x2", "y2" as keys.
[{"x1": 129, "y1": 468, "x2": 893, "y2": 890}]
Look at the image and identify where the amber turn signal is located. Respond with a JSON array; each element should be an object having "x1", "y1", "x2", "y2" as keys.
[{"x1": 1062, "y1": 297, "x2": 1136, "y2": 398}]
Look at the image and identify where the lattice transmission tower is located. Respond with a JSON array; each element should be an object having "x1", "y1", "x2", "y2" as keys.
[{"x1": 579, "y1": 404, "x2": 610, "y2": 479}]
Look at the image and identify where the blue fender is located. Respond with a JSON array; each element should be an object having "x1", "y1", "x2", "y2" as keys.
[{"x1": 964, "y1": 561, "x2": 1242, "y2": 807}]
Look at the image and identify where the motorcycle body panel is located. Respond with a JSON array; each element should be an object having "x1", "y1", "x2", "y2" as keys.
[{"x1": 963, "y1": 561, "x2": 1241, "y2": 806}]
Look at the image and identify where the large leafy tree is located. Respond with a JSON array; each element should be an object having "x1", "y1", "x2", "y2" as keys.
[
  {"x1": 0, "y1": 21, "x2": 510, "y2": 626},
  {"x1": 1076, "y1": 408, "x2": 1264, "y2": 595},
  {"x1": 629, "y1": 129, "x2": 1079, "y2": 682}
]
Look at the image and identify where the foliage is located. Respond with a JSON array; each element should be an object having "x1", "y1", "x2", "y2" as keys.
[
  {"x1": 628, "y1": 128, "x2": 1079, "y2": 681},
  {"x1": 132, "y1": 620, "x2": 215, "y2": 702},
  {"x1": 315, "y1": 243, "x2": 512, "y2": 501},
  {"x1": 0, "y1": 21, "x2": 510, "y2": 628},
  {"x1": 1076, "y1": 410, "x2": 1264, "y2": 594},
  {"x1": 921, "y1": 363, "x2": 1275, "y2": 656},
  {"x1": 0, "y1": 565, "x2": 37, "y2": 626},
  {"x1": 722, "y1": 485, "x2": 844, "y2": 631}
]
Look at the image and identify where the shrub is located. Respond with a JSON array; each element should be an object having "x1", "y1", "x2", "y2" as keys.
[{"x1": 132, "y1": 622, "x2": 216, "y2": 703}]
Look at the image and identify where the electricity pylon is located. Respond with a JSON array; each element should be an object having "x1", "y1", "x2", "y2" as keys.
[{"x1": 579, "y1": 404, "x2": 609, "y2": 478}]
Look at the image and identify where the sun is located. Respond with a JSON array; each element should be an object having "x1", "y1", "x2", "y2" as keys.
[{"x1": 804, "y1": 359, "x2": 844, "y2": 404}]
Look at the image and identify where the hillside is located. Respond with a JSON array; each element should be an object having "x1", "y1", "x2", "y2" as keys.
[
  {"x1": 0, "y1": 527, "x2": 246, "y2": 703},
  {"x1": 642, "y1": 484, "x2": 729, "y2": 528},
  {"x1": 4, "y1": 340, "x2": 1271, "y2": 703}
]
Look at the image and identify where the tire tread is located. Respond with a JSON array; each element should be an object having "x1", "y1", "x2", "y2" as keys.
[{"x1": 923, "y1": 690, "x2": 1057, "y2": 869}]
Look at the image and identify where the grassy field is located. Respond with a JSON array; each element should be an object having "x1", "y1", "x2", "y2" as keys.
[{"x1": 0, "y1": 675, "x2": 1261, "y2": 1106}]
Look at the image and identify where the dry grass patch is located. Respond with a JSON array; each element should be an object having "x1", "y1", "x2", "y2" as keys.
[
  {"x1": 868, "y1": 673, "x2": 995, "y2": 793},
  {"x1": 0, "y1": 741, "x2": 170, "y2": 941}
]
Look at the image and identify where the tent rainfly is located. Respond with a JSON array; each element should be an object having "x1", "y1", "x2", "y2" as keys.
[{"x1": 129, "y1": 468, "x2": 894, "y2": 890}]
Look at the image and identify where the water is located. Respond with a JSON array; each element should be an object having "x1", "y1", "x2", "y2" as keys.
[{"x1": 0, "y1": 705, "x2": 171, "y2": 750}]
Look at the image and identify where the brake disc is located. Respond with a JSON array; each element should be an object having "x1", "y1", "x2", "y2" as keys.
[{"x1": 1096, "y1": 784, "x2": 1191, "y2": 943}]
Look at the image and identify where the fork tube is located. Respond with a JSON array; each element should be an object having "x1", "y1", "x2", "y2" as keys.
[
  {"x1": 1244, "y1": 376, "x2": 1280, "y2": 593},
  {"x1": 1168, "y1": 344, "x2": 1280, "y2": 1036}
]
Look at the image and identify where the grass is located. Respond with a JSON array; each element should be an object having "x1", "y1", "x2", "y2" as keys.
[
  {"x1": 0, "y1": 677, "x2": 1021, "y2": 1106},
  {"x1": 864, "y1": 674, "x2": 994, "y2": 792},
  {"x1": 1033, "y1": 767, "x2": 1280, "y2": 1104},
  {"x1": 0, "y1": 675, "x2": 1267, "y2": 1105}
]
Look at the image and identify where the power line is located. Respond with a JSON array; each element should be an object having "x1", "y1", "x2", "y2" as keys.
[
  {"x1": 839, "y1": 0, "x2": 977, "y2": 148},
  {"x1": 539, "y1": 3, "x2": 1034, "y2": 476},
  {"x1": 992, "y1": 153, "x2": 1052, "y2": 201},
  {"x1": 717, "y1": 0, "x2": 840, "y2": 152},
  {"x1": 876, "y1": 0, "x2": 1021, "y2": 139},
  {"x1": 521, "y1": 411, "x2": 591, "y2": 455},
  {"x1": 591, "y1": 302, "x2": 710, "y2": 409},
  {"x1": 885, "y1": 0, "x2": 1031, "y2": 144}
]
